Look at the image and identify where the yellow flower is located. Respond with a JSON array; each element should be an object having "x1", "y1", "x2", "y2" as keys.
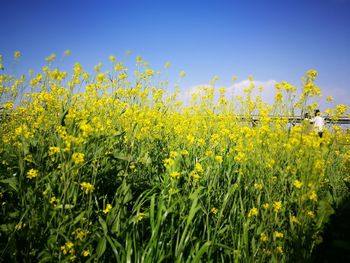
[
  {"x1": 248, "y1": 207, "x2": 258, "y2": 218},
  {"x1": 81, "y1": 249, "x2": 91, "y2": 257},
  {"x1": 42, "y1": 189, "x2": 49, "y2": 196},
  {"x1": 234, "y1": 152, "x2": 246, "y2": 162},
  {"x1": 61, "y1": 241, "x2": 74, "y2": 255},
  {"x1": 293, "y1": 179, "x2": 303, "y2": 189},
  {"x1": 24, "y1": 155, "x2": 33, "y2": 163},
  {"x1": 136, "y1": 212, "x2": 145, "y2": 222},
  {"x1": 49, "y1": 146, "x2": 61, "y2": 156},
  {"x1": 274, "y1": 231, "x2": 284, "y2": 239},
  {"x1": 211, "y1": 207, "x2": 218, "y2": 214},
  {"x1": 309, "y1": 191, "x2": 318, "y2": 202},
  {"x1": 26, "y1": 169, "x2": 38, "y2": 179},
  {"x1": 195, "y1": 163, "x2": 204, "y2": 174},
  {"x1": 276, "y1": 246, "x2": 283, "y2": 254},
  {"x1": 14, "y1": 51, "x2": 21, "y2": 60},
  {"x1": 189, "y1": 171, "x2": 201, "y2": 180},
  {"x1": 45, "y1": 53, "x2": 56, "y2": 62},
  {"x1": 254, "y1": 183, "x2": 263, "y2": 191},
  {"x1": 80, "y1": 182, "x2": 95, "y2": 194},
  {"x1": 205, "y1": 150, "x2": 213, "y2": 157},
  {"x1": 163, "y1": 158, "x2": 174, "y2": 167},
  {"x1": 15, "y1": 222, "x2": 26, "y2": 231},
  {"x1": 165, "y1": 62, "x2": 171, "y2": 69},
  {"x1": 326, "y1": 96, "x2": 334, "y2": 102},
  {"x1": 50, "y1": 196, "x2": 58, "y2": 206},
  {"x1": 291, "y1": 215, "x2": 300, "y2": 224},
  {"x1": 260, "y1": 232, "x2": 268, "y2": 242},
  {"x1": 215, "y1": 155, "x2": 223, "y2": 164},
  {"x1": 307, "y1": 210, "x2": 315, "y2": 218},
  {"x1": 170, "y1": 171, "x2": 180, "y2": 178},
  {"x1": 273, "y1": 201, "x2": 282, "y2": 212},
  {"x1": 145, "y1": 69, "x2": 154, "y2": 77},
  {"x1": 136, "y1": 56, "x2": 143, "y2": 63},
  {"x1": 103, "y1": 204, "x2": 112, "y2": 214},
  {"x1": 64, "y1": 50, "x2": 71, "y2": 56},
  {"x1": 72, "y1": 152, "x2": 85, "y2": 165},
  {"x1": 169, "y1": 151, "x2": 178, "y2": 158},
  {"x1": 262, "y1": 203, "x2": 270, "y2": 209},
  {"x1": 109, "y1": 55, "x2": 116, "y2": 63},
  {"x1": 73, "y1": 228, "x2": 90, "y2": 240},
  {"x1": 180, "y1": 150, "x2": 189, "y2": 156}
]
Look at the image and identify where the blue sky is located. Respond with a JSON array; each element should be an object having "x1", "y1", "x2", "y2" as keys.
[{"x1": 1, "y1": 0, "x2": 350, "y2": 107}]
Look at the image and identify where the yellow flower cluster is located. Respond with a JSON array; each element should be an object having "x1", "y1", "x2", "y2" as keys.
[
  {"x1": 61, "y1": 241, "x2": 74, "y2": 255},
  {"x1": 72, "y1": 152, "x2": 85, "y2": 165},
  {"x1": 103, "y1": 204, "x2": 112, "y2": 214},
  {"x1": 80, "y1": 182, "x2": 95, "y2": 194}
]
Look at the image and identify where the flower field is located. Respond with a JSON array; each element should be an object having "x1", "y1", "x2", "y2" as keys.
[{"x1": 1, "y1": 53, "x2": 350, "y2": 262}]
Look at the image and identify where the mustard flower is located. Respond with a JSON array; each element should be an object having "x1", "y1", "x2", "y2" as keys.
[
  {"x1": 26, "y1": 169, "x2": 38, "y2": 179},
  {"x1": 211, "y1": 207, "x2": 218, "y2": 214},
  {"x1": 274, "y1": 231, "x2": 284, "y2": 239},
  {"x1": 291, "y1": 215, "x2": 300, "y2": 224},
  {"x1": 82, "y1": 249, "x2": 91, "y2": 257},
  {"x1": 170, "y1": 171, "x2": 180, "y2": 178},
  {"x1": 109, "y1": 55, "x2": 116, "y2": 63},
  {"x1": 103, "y1": 204, "x2": 112, "y2": 214},
  {"x1": 254, "y1": 183, "x2": 263, "y2": 191},
  {"x1": 145, "y1": 69, "x2": 154, "y2": 77},
  {"x1": 273, "y1": 201, "x2": 282, "y2": 212},
  {"x1": 80, "y1": 182, "x2": 95, "y2": 194},
  {"x1": 215, "y1": 155, "x2": 223, "y2": 164},
  {"x1": 72, "y1": 152, "x2": 84, "y2": 165},
  {"x1": 277, "y1": 246, "x2": 284, "y2": 254},
  {"x1": 61, "y1": 241, "x2": 74, "y2": 255},
  {"x1": 260, "y1": 232, "x2": 268, "y2": 242},
  {"x1": 248, "y1": 207, "x2": 258, "y2": 218},
  {"x1": 50, "y1": 196, "x2": 58, "y2": 206},
  {"x1": 169, "y1": 151, "x2": 178, "y2": 158},
  {"x1": 195, "y1": 163, "x2": 204, "y2": 174},
  {"x1": 64, "y1": 50, "x2": 71, "y2": 56},
  {"x1": 163, "y1": 158, "x2": 174, "y2": 167},
  {"x1": 309, "y1": 191, "x2": 318, "y2": 202},
  {"x1": 135, "y1": 212, "x2": 145, "y2": 222},
  {"x1": 307, "y1": 210, "x2": 315, "y2": 218},
  {"x1": 262, "y1": 203, "x2": 270, "y2": 209},
  {"x1": 49, "y1": 146, "x2": 61, "y2": 156},
  {"x1": 45, "y1": 53, "x2": 56, "y2": 62},
  {"x1": 180, "y1": 149, "x2": 189, "y2": 156},
  {"x1": 293, "y1": 179, "x2": 303, "y2": 189},
  {"x1": 14, "y1": 51, "x2": 21, "y2": 60}
]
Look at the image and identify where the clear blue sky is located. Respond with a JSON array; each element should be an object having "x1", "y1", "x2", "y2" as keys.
[{"x1": 1, "y1": 0, "x2": 350, "y2": 106}]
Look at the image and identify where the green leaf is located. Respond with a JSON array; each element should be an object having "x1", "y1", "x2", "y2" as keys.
[
  {"x1": 73, "y1": 211, "x2": 85, "y2": 225},
  {"x1": 192, "y1": 241, "x2": 211, "y2": 263},
  {"x1": 112, "y1": 152, "x2": 132, "y2": 162},
  {"x1": 106, "y1": 235, "x2": 119, "y2": 261},
  {"x1": 99, "y1": 216, "x2": 108, "y2": 235},
  {"x1": 0, "y1": 177, "x2": 18, "y2": 192},
  {"x1": 96, "y1": 237, "x2": 107, "y2": 258}
]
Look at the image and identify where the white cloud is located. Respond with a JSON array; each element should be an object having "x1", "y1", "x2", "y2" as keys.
[{"x1": 177, "y1": 79, "x2": 278, "y2": 106}]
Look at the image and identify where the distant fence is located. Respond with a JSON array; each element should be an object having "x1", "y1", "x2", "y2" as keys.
[{"x1": 245, "y1": 116, "x2": 350, "y2": 125}]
